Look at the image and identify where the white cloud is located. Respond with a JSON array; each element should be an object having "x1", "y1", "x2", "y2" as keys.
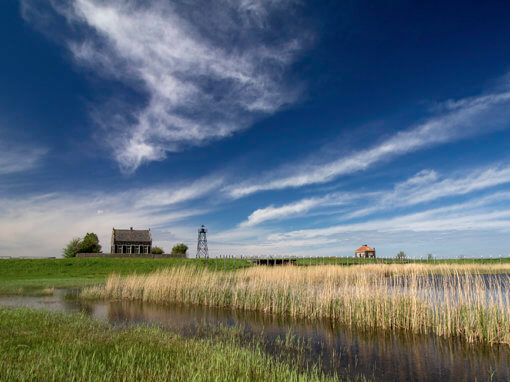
[
  {"x1": 0, "y1": 181, "x2": 218, "y2": 257},
  {"x1": 30, "y1": 0, "x2": 307, "y2": 172},
  {"x1": 227, "y1": 87, "x2": 510, "y2": 198},
  {"x1": 236, "y1": 164, "x2": 510, "y2": 227},
  {"x1": 209, "y1": 192, "x2": 510, "y2": 257},
  {"x1": 132, "y1": 177, "x2": 224, "y2": 209},
  {"x1": 240, "y1": 198, "x2": 322, "y2": 227},
  {"x1": 239, "y1": 193, "x2": 355, "y2": 227},
  {"x1": 0, "y1": 140, "x2": 47, "y2": 175},
  {"x1": 267, "y1": 193, "x2": 510, "y2": 243},
  {"x1": 348, "y1": 165, "x2": 510, "y2": 219}
]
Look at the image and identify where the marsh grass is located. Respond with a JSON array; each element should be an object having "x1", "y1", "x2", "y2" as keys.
[
  {"x1": 0, "y1": 307, "x2": 348, "y2": 382},
  {"x1": 82, "y1": 264, "x2": 510, "y2": 345}
]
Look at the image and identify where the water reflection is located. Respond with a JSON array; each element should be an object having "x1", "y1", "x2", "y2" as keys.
[{"x1": 0, "y1": 291, "x2": 509, "y2": 381}]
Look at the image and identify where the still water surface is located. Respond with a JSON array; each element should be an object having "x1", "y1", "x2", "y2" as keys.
[{"x1": 1, "y1": 290, "x2": 509, "y2": 382}]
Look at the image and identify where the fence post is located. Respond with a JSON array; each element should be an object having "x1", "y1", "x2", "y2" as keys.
[{"x1": 223, "y1": 256, "x2": 226, "y2": 270}]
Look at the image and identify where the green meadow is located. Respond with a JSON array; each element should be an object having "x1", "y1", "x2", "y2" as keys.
[
  {"x1": 2, "y1": 256, "x2": 509, "y2": 295},
  {"x1": 0, "y1": 257, "x2": 219, "y2": 295},
  {"x1": 1, "y1": 257, "x2": 510, "y2": 380},
  {"x1": 0, "y1": 308, "x2": 346, "y2": 382}
]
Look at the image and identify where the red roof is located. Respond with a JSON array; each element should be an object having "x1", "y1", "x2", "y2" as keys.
[{"x1": 355, "y1": 245, "x2": 375, "y2": 252}]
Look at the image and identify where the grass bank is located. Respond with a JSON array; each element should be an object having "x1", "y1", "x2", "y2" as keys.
[
  {"x1": 1, "y1": 256, "x2": 509, "y2": 295},
  {"x1": 0, "y1": 307, "x2": 345, "y2": 382},
  {"x1": 0, "y1": 257, "x2": 232, "y2": 295},
  {"x1": 83, "y1": 264, "x2": 510, "y2": 345}
]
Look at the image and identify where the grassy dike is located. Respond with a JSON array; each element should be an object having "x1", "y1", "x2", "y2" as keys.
[
  {"x1": 0, "y1": 307, "x2": 345, "y2": 382},
  {"x1": 2, "y1": 256, "x2": 509, "y2": 295},
  {"x1": 0, "y1": 257, "x2": 236, "y2": 295}
]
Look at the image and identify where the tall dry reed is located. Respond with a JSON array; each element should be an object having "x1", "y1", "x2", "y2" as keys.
[{"x1": 82, "y1": 264, "x2": 510, "y2": 345}]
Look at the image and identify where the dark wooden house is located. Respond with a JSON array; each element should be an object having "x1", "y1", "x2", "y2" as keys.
[{"x1": 111, "y1": 227, "x2": 152, "y2": 254}]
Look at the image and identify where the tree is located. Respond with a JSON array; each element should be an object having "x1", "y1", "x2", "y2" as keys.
[
  {"x1": 62, "y1": 237, "x2": 81, "y2": 258},
  {"x1": 77, "y1": 233, "x2": 101, "y2": 254},
  {"x1": 395, "y1": 251, "x2": 407, "y2": 260},
  {"x1": 171, "y1": 243, "x2": 188, "y2": 255},
  {"x1": 427, "y1": 253, "x2": 434, "y2": 261},
  {"x1": 151, "y1": 246, "x2": 164, "y2": 255}
]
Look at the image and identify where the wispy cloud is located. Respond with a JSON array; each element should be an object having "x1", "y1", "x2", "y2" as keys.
[
  {"x1": 26, "y1": 0, "x2": 308, "y2": 172},
  {"x1": 267, "y1": 193, "x2": 510, "y2": 243},
  {"x1": 0, "y1": 140, "x2": 47, "y2": 175},
  {"x1": 210, "y1": 191, "x2": 510, "y2": 257},
  {"x1": 347, "y1": 165, "x2": 510, "y2": 219},
  {"x1": 132, "y1": 177, "x2": 224, "y2": 209},
  {"x1": 0, "y1": 181, "x2": 218, "y2": 257},
  {"x1": 239, "y1": 193, "x2": 355, "y2": 227},
  {"x1": 240, "y1": 198, "x2": 323, "y2": 227},
  {"x1": 237, "y1": 164, "x2": 510, "y2": 227},
  {"x1": 227, "y1": 86, "x2": 510, "y2": 198}
]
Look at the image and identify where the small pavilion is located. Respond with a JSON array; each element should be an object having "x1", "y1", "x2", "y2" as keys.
[{"x1": 355, "y1": 244, "x2": 376, "y2": 258}]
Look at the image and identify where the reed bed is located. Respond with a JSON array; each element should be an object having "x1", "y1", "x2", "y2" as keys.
[{"x1": 82, "y1": 264, "x2": 510, "y2": 345}]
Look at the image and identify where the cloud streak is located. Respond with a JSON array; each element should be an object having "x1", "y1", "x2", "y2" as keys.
[
  {"x1": 0, "y1": 180, "x2": 219, "y2": 257},
  {"x1": 267, "y1": 193, "x2": 510, "y2": 243},
  {"x1": 348, "y1": 165, "x2": 510, "y2": 219},
  {"x1": 239, "y1": 193, "x2": 355, "y2": 227},
  {"x1": 0, "y1": 140, "x2": 47, "y2": 175},
  {"x1": 33, "y1": 0, "x2": 308, "y2": 172},
  {"x1": 240, "y1": 198, "x2": 323, "y2": 227},
  {"x1": 237, "y1": 163, "x2": 510, "y2": 228},
  {"x1": 227, "y1": 87, "x2": 510, "y2": 198}
]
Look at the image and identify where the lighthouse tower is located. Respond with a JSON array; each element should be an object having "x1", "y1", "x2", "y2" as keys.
[{"x1": 196, "y1": 225, "x2": 209, "y2": 258}]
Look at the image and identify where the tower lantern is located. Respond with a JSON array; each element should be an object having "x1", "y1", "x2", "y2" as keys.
[{"x1": 196, "y1": 225, "x2": 209, "y2": 258}]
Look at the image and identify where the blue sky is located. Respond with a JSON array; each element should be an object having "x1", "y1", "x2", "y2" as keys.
[{"x1": 2, "y1": 0, "x2": 510, "y2": 258}]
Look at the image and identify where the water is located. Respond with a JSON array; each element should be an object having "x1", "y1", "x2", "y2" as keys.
[
  {"x1": 387, "y1": 274, "x2": 510, "y2": 308},
  {"x1": 1, "y1": 290, "x2": 509, "y2": 381}
]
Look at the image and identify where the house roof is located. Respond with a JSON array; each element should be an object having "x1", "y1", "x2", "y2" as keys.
[
  {"x1": 113, "y1": 228, "x2": 152, "y2": 242},
  {"x1": 355, "y1": 245, "x2": 375, "y2": 252}
]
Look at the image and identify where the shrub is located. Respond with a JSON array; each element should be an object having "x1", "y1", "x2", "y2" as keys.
[
  {"x1": 77, "y1": 233, "x2": 101, "y2": 254},
  {"x1": 395, "y1": 251, "x2": 407, "y2": 260},
  {"x1": 62, "y1": 237, "x2": 81, "y2": 258},
  {"x1": 151, "y1": 247, "x2": 164, "y2": 255},
  {"x1": 171, "y1": 243, "x2": 188, "y2": 255}
]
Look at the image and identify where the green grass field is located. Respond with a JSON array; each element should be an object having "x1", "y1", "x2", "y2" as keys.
[
  {"x1": 0, "y1": 257, "x2": 218, "y2": 294},
  {"x1": 1, "y1": 255, "x2": 509, "y2": 295},
  {"x1": 0, "y1": 307, "x2": 344, "y2": 382}
]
